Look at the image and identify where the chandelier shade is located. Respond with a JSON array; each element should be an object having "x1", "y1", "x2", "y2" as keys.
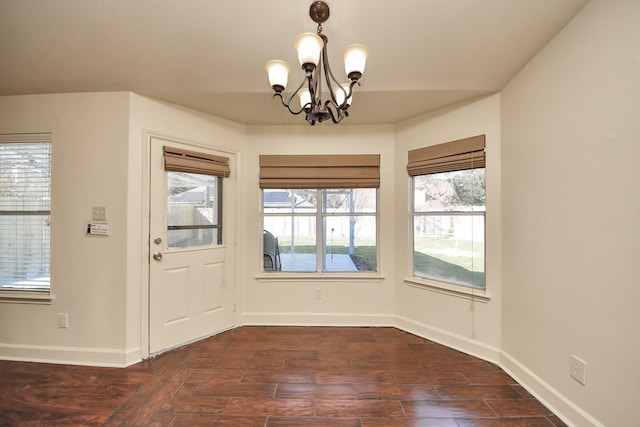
[
  {"x1": 343, "y1": 44, "x2": 369, "y2": 79},
  {"x1": 334, "y1": 83, "x2": 353, "y2": 106},
  {"x1": 294, "y1": 33, "x2": 323, "y2": 69},
  {"x1": 299, "y1": 88, "x2": 311, "y2": 110},
  {"x1": 265, "y1": 60, "x2": 291, "y2": 92},
  {"x1": 265, "y1": 1, "x2": 368, "y2": 125}
]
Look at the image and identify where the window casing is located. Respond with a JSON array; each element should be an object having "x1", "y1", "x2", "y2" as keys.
[
  {"x1": 409, "y1": 135, "x2": 486, "y2": 290},
  {"x1": 0, "y1": 134, "x2": 52, "y2": 293},
  {"x1": 263, "y1": 188, "x2": 377, "y2": 273}
]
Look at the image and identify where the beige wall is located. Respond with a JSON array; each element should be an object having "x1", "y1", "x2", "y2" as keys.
[
  {"x1": 241, "y1": 125, "x2": 397, "y2": 325},
  {"x1": 394, "y1": 94, "x2": 502, "y2": 362},
  {"x1": 500, "y1": 0, "x2": 640, "y2": 425},
  {"x1": 0, "y1": 93, "x2": 132, "y2": 365}
]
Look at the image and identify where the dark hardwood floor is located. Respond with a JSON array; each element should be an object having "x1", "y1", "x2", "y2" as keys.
[{"x1": 0, "y1": 326, "x2": 567, "y2": 426}]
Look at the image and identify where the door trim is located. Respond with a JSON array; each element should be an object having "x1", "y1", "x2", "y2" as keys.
[{"x1": 140, "y1": 131, "x2": 240, "y2": 360}]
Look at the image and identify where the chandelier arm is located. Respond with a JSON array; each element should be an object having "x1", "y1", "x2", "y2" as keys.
[
  {"x1": 323, "y1": 100, "x2": 346, "y2": 124},
  {"x1": 322, "y1": 49, "x2": 351, "y2": 108},
  {"x1": 343, "y1": 79, "x2": 359, "y2": 103},
  {"x1": 273, "y1": 93, "x2": 289, "y2": 109},
  {"x1": 311, "y1": 59, "x2": 322, "y2": 108},
  {"x1": 283, "y1": 76, "x2": 312, "y2": 115},
  {"x1": 306, "y1": 71, "x2": 321, "y2": 111},
  {"x1": 273, "y1": 93, "x2": 306, "y2": 116},
  {"x1": 318, "y1": 34, "x2": 343, "y2": 108},
  {"x1": 328, "y1": 63, "x2": 359, "y2": 110}
]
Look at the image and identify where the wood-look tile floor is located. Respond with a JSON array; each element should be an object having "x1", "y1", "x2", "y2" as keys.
[{"x1": 0, "y1": 326, "x2": 568, "y2": 426}]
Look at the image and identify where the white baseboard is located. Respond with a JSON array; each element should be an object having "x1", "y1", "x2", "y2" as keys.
[
  {"x1": 0, "y1": 342, "x2": 141, "y2": 368},
  {"x1": 394, "y1": 315, "x2": 502, "y2": 364},
  {"x1": 500, "y1": 351, "x2": 604, "y2": 427},
  {"x1": 394, "y1": 317, "x2": 603, "y2": 427},
  {"x1": 240, "y1": 313, "x2": 500, "y2": 363},
  {"x1": 240, "y1": 312, "x2": 395, "y2": 327}
]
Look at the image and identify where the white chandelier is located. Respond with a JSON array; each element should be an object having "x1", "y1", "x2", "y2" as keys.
[{"x1": 265, "y1": 1, "x2": 369, "y2": 125}]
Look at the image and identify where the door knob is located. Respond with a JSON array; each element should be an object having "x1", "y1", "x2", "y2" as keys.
[{"x1": 152, "y1": 252, "x2": 163, "y2": 261}]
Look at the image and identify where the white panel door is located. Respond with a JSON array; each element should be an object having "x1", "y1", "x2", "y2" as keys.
[{"x1": 148, "y1": 137, "x2": 235, "y2": 355}]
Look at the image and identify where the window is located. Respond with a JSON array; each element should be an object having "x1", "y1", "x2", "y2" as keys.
[
  {"x1": 259, "y1": 154, "x2": 380, "y2": 273},
  {"x1": 408, "y1": 135, "x2": 485, "y2": 289},
  {"x1": 263, "y1": 188, "x2": 377, "y2": 272},
  {"x1": 0, "y1": 133, "x2": 52, "y2": 292},
  {"x1": 167, "y1": 172, "x2": 222, "y2": 249},
  {"x1": 163, "y1": 146, "x2": 229, "y2": 249}
]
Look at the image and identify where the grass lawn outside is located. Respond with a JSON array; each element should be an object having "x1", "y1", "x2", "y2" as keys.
[{"x1": 414, "y1": 236, "x2": 485, "y2": 288}]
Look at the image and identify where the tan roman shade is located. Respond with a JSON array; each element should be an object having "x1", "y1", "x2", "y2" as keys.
[
  {"x1": 259, "y1": 154, "x2": 380, "y2": 189},
  {"x1": 407, "y1": 134, "x2": 486, "y2": 176},
  {"x1": 163, "y1": 146, "x2": 230, "y2": 177}
]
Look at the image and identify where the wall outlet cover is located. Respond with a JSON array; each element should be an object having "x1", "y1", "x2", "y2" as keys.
[{"x1": 570, "y1": 354, "x2": 587, "y2": 385}]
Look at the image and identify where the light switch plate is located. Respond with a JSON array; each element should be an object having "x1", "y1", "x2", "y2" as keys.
[{"x1": 92, "y1": 206, "x2": 106, "y2": 220}]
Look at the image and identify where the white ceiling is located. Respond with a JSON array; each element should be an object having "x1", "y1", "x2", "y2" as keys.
[{"x1": 0, "y1": 0, "x2": 589, "y2": 126}]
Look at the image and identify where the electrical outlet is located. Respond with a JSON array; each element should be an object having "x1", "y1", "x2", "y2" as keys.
[
  {"x1": 57, "y1": 313, "x2": 69, "y2": 329},
  {"x1": 314, "y1": 288, "x2": 323, "y2": 299},
  {"x1": 570, "y1": 354, "x2": 587, "y2": 385},
  {"x1": 92, "y1": 206, "x2": 106, "y2": 220}
]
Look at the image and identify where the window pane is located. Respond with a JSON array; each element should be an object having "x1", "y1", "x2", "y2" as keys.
[
  {"x1": 323, "y1": 215, "x2": 377, "y2": 272},
  {"x1": 262, "y1": 187, "x2": 377, "y2": 274},
  {"x1": 167, "y1": 172, "x2": 221, "y2": 249},
  {"x1": 413, "y1": 214, "x2": 485, "y2": 288},
  {"x1": 264, "y1": 217, "x2": 316, "y2": 272},
  {"x1": 0, "y1": 139, "x2": 51, "y2": 291},
  {"x1": 414, "y1": 170, "x2": 485, "y2": 212},
  {"x1": 263, "y1": 189, "x2": 317, "y2": 214},
  {"x1": 0, "y1": 142, "x2": 51, "y2": 210},
  {"x1": 323, "y1": 188, "x2": 376, "y2": 213},
  {"x1": 0, "y1": 214, "x2": 50, "y2": 289}
]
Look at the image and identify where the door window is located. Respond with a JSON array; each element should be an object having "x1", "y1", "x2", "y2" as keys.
[{"x1": 167, "y1": 172, "x2": 222, "y2": 249}]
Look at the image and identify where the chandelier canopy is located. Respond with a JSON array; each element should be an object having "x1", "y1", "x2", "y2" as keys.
[{"x1": 265, "y1": 1, "x2": 369, "y2": 125}]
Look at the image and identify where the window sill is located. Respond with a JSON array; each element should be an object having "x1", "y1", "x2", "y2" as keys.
[
  {"x1": 0, "y1": 291, "x2": 54, "y2": 305},
  {"x1": 256, "y1": 272, "x2": 385, "y2": 283},
  {"x1": 404, "y1": 277, "x2": 491, "y2": 302}
]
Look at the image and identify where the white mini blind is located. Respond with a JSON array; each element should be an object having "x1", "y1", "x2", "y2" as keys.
[{"x1": 0, "y1": 133, "x2": 52, "y2": 291}]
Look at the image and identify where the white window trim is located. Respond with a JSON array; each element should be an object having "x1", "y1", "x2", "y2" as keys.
[
  {"x1": 404, "y1": 276, "x2": 490, "y2": 302},
  {"x1": 0, "y1": 290, "x2": 54, "y2": 304},
  {"x1": 255, "y1": 273, "x2": 385, "y2": 282}
]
